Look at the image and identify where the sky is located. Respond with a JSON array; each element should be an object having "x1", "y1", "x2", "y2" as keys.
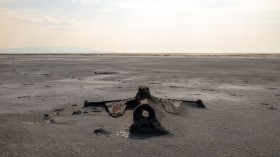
[{"x1": 0, "y1": 0, "x2": 280, "y2": 53}]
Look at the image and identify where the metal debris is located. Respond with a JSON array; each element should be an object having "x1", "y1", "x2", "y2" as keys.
[{"x1": 84, "y1": 86, "x2": 206, "y2": 134}]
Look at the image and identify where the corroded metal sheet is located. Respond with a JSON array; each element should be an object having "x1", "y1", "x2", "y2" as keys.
[
  {"x1": 84, "y1": 86, "x2": 206, "y2": 117},
  {"x1": 106, "y1": 101, "x2": 126, "y2": 117},
  {"x1": 159, "y1": 99, "x2": 181, "y2": 114}
]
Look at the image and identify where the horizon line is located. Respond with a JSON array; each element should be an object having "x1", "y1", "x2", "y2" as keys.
[{"x1": 0, "y1": 52, "x2": 279, "y2": 55}]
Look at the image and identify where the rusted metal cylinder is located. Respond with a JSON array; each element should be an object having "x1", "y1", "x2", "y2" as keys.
[{"x1": 133, "y1": 104, "x2": 156, "y2": 125}]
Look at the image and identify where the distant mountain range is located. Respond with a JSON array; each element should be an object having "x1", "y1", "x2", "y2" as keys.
[{"x1": 0, "y1": 46, "x2": 101, "y2": 54}]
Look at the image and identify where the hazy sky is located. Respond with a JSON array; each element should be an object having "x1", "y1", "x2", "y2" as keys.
[{"x1": 0, "y1": 0, "x2": 279, "y2": 53}]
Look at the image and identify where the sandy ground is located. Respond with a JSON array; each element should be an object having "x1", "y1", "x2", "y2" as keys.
[{"x1": 0, "y1": 54, "x2": 280, "y2": 157}]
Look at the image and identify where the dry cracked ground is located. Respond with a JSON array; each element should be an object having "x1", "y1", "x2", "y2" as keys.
[{"x1": 0, "y1": 54, "x2": 280, "y2": 157}]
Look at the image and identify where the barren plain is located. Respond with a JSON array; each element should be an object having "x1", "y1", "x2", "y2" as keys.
[{"x1": 0, "y1": 54, "x2": 280, "y2": 157}]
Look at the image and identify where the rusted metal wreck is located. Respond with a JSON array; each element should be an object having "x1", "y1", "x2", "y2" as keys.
[{"x1": 84, "y1": 86, "x2": 206, "y2": 134}]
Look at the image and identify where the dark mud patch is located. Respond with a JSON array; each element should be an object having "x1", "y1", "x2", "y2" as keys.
[
  {"x1": 266, "y1": 87, "x2": 277, "y2": 90},
  {"x1": 201, "y1": 88, "x2": 215, "y2": 91},
  {"x1": 260, "y1": 103, "x2": 278, "y2": 111},
  {"x1": 150, "y1": 82, "x2": 162, "y2": 85},
  {"x1": 54, "y1": 108, "x2": 65, "y2": 112},
  {"x1": 229, "y1": 93, "x2": 243, "y2": 97},
  {"x1": 268, "y1": 107, "x2": 277, "y2": 110},
  {"x1": 47, "y1": 119, "x2": 56, "y2": 124},
  {"x1": 94, "y1": 128, "x2": 111, "y2": 136},
  {"x1": 41, "y1": 73, "x2": 52, "y2": 77},
  {"x1": 66, "y1": 76, "x2": 76, "y2": 79},
  {"x1": 72, "y1": 110, "x2": 82, "y2": 115},
  {"x1": 17, "y1": 95, "x2": 31, "y2": 98},
  {"x1": 261, "y1": 103, "x2": 270, "y2": 106},
  {"x1": 94, "y1": 71, "x2": 116, "y2": 75}
]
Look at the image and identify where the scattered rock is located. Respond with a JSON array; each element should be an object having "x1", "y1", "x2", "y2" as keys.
[
  {"x1": 43, "y1": 114, "x2": 49, "y2": 120},
  {"x1": 72, "y1": 110, "x2": 82, "y2": 115},
  {"x1": 261, "y1": 103, "x2": 270, "y2": 106},
  {"x1": 45, "y1": 85, "x2": 50, "y2": 87},
  {"x1": 72, "y1": 104, "x2": 78, "y2": 106},
  {"x1": 84, "y1": 111, "x2": 89, "y2": 114},
  {"x1": 94, "y1": 128, "x2": 111, "y2": 135}
]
